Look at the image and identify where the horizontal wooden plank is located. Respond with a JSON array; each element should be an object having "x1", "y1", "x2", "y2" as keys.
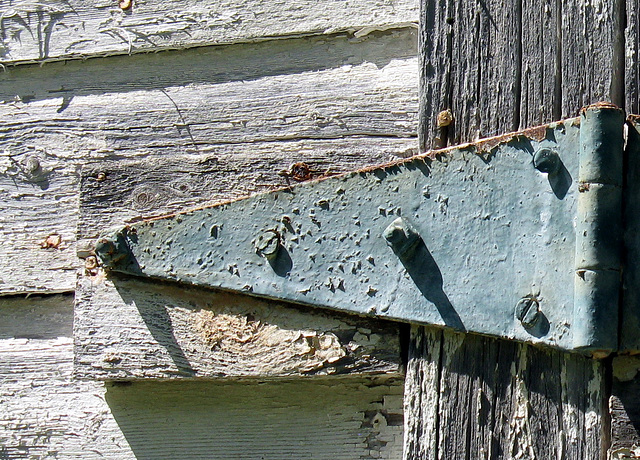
[
  {"x1": 0, "y1": 156, "x2": 79, "y2": 295},
  {"x1": 0, "y1": 35, "x2": 418, "y2": 294},
  {"x1": 0, "y1": 27, "x2": 417, "y2": 103},
  {"x1": 1, "y1": 58, "x2": 418, "y2": 154},
  {"x1": 0, "y1": 295, "x2": 404, "y2": 459},
  {"x1": 0, "y1": 135, "x2": 416, "y2": 295},
  {"x1": 104, "y1": 377, "x2": 404, "y2": 460},
  {"x1": 0, "y1": 0, "x2": 418, "y2": 65},
  {"x1": 0, "y1": 295, "x2": 131, "y2": 459},
  {"x1": 74, "y1": 275, "x2": 404, "y2": 379}
]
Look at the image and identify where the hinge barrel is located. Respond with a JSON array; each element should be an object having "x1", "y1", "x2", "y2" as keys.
[{"x1": 573, "y1": 103, "x2": 625, "y2": 353}]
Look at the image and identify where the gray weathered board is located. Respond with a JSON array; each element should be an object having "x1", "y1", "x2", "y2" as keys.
[
  {"x1": 0, "y1": 0, "x2": 418, "y2": 64},
  {"x1": 0, "y1": 28, "x2": 418, "y2": 296},
  {"x1": 1, "y1": 13, "x2": 416, "y2": 459},
  {"x1": 418, "y1": 0, "x2": 636, "y2": 151}
]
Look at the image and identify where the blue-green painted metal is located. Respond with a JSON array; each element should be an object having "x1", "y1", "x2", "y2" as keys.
[{"x1": 96, "y1": 104, "x2": 626, "y2": 355}]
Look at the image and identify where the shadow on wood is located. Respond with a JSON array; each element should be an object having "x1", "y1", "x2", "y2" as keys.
[{"x1": 104, "y1": 378, "x2": 405, "y2": 460}]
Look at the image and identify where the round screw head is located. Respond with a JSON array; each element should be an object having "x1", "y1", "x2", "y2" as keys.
[
  {"x1": 255, "y1": 230, "x2": 280, "y2": 259},
  {"x1": 533, "y1": 148, "x2": 560, "y2": 175},
  {"x1": 515, "y1": 296, "x2": 541, "y2": 328}
]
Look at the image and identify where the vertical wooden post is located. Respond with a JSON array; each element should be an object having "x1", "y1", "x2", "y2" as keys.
[{"x1": 406, "y1": 0, "x2": 633, "y2": 458}]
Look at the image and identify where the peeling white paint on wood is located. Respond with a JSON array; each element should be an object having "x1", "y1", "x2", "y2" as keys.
[
  {"x1": 0, "y1": 0, "x2": 418, "y2": 64},
  {"x1": 0, "y1": 295, "x2": 404, "y2": 459},
  {"x1": 74, "y1": 276, "x2": 403, "y2": 380},
  {"x1": 0, "y1": 42, "x2": 418, "y2": 294}
]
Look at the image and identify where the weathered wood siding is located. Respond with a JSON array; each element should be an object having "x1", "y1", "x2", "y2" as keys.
[
  {"x1": 0, "y1": 0, "x2": 418, "y2": 64},
  {"x1": 0, "y1": 0, "x2": 418, "y2": 455},
  {"x1": 74, "y1": 275, "x2": 404, "y2": 380},
  {"x1": 1, "y1": 294, "x2": 405, "y2": 459},
  {"x1": 411, "y1": 0, "x2": 639, "y2": 458},
  {"x1": 418, "y1": 0, "x2": 627, "y2": 151},
  {"x1": 0, "y1": 29, "x2": 418, "y2": 296},
  {"x1": 403, "y1": 327, "x2": 607, "y2": 459}
]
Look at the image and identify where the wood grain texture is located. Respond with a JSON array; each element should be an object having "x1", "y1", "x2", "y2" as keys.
[
  {"x1": 0, "y1": 295, "x2": 133, "y2": 459},
  {"x1": 610, "y1": 356, "x2": 640, "y2": 459},
  {"x1": 626, "y1": 0, "x2": 640, "y2": 115},
  {"x1": 418, "y1": 0, "x2": 625, "y2": 150},
  {"x1": 403, "y1": 326, "x2": 607, "y2": 460},
  {"x1": 0, "y1": 295, "x2": 405, "y2": 459},
  {"x1": 0, "y1": 33, "x2": 418, "y2": 295},
  {"x1": 0, "y1": 0, "x2": 418, "y2": 65},
  {"x1": 103, "y1": 377, "x2": 404, "y2": 460},
  {"x1": 74, "y1": 275, "x2": 403, "y2": 380}
]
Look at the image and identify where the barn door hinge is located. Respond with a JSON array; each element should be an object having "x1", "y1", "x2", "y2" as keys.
[{"x1": 94, "y1": 103, "x2": 628, "y2": 357}]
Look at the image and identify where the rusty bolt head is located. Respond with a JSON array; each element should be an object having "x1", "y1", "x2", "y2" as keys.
[
  {"x1": 85, "y1": 255, "x2": 98, "y2": 270},
  {"x1": 94, "y1": 235, "x2": 130, "y2": 269},
  {"x1": 515, "y1": 296, "x2": 541, "y2": 328},
  {"x1": 255, "y1": 230, "x2": 280, "y2": 259},
  {"x1": 96, "y1": 172, "x2": 107, "y2": 182},
  {"x1": 437, "y1": 109, "x2": 454, "y2": 128},
  {"x1": 41, "y1": 234, "x2": 62, "y2": 249},
  {"x1": 533, "y1": 148, "x2": 560, "y2": 175}
]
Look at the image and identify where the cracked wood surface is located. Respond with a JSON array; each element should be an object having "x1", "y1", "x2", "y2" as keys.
[
  {"x1": 74, "y1": 275, "x2": 404, "y2": 380},
  {"x1": 403, "y1": 326, "x2": 607, "y2": 460},
  {"x1": 418, "y1": 0, "x2": 626, "y2": 150},
  {"x1": 0, "y1": 0, "x2": 418, "y2": 65}
]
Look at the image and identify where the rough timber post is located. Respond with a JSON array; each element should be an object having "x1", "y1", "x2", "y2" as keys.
[{"x1": 406, "y1": 0, "x2": 630, "y2": 458}]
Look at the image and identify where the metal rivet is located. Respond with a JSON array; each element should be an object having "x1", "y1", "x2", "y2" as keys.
[
  {"x1": 533, "y1": 148, "x2": 560, "y2": 175},
  {"x1": 255, "y1": 230, "x2": 280, "y2": 260},
  {"x1": 515, "y1": 296, "x2": 541, "y2": 328},
  {"x1": 383, "y1": 217, "x2": 420, "y2": 257},
  {"x1": 96, "y1": 172, "x2": 107, "y2": 182},
  {"x1": 119, "y1": 0, "x2": 132, "y2": 10}
]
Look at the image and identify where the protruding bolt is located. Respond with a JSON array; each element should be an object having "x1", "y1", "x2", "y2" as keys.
[
  {"x1": 85, "y1": 255, "x2": 98, "y2": 271},
  {"x1": 515, "y1": 296, "x2": 541, "y2": 328},
  {"x1": 24, "y1": 156, "x2": 41, "y2": 176},
  {"x1": 383, "y1": 217, "x2": 421, "y2": 257},
  {"x1": 255, "y1": 230, "x2": 280, "y2": 260},
  {"x1": 533, "y1": 148, "x2": 560, "y2": 175},
  {"x1": 95, "y1": 234, "x2": 130, "y2": 269},
  {"x1": 437, "y1": 109, "x2": 454, "y2": 127}
]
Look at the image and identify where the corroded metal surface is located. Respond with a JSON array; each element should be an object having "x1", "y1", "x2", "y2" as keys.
[{"x1": 96, "y1": 105, "x2": 626, "y2": 354}]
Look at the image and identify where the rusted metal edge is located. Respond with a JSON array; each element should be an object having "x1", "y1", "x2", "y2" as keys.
[{"x1": 118, "y1": 118, "x2": 578, "y2": 227}]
